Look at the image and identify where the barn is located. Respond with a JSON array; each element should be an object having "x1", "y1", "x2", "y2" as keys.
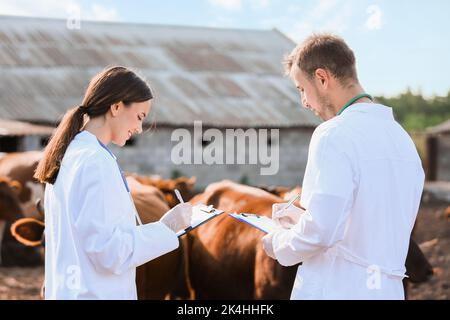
[
  {"x1": 0, "y1": 118, "x2": 53, "y2": 152},
  {"x1": 0, "y1": 15, "x2": 320, "y2": 188},
  {"x1": 426, "y1": 119, "x2": 450, "y2": 182}
]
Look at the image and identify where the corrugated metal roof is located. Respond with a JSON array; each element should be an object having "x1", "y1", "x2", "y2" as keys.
[
  {"x1": 0, "y1": 118, "x2": 54, "y2": 136},
  {"x1": 427, "y1": 119, "x2": 450, "y2": 135},
  {"x1": 0, "y1": 15, "x2": 321, "y2": 128}
]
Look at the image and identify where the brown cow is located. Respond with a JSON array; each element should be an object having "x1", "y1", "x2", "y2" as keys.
[
  {"x1": 126, "y1": 176, "x2": 191, "y2": 299},
  {"x1": 188, "y1": 180, "x2": 432, "y2": 299},
  {"x1": 403, "y1": 238, "x2": 434, "y2": 299},
  {"x1": 0, "y1": 151, "x2": 44, "y2": 218},
  {"x1": 128, "y1": 174, "x2": 197, "y2": 208},
  {"x1": 258, "y1": 185, "x2": 302, "y2": 207},
  {"x1": 10, "y1": 176, "x2": 190, "y2": 299},
  {"x1": 189, "y1": 180, "x2": 297, "y2": 299},
  {"x1": 257, "y1": 185, "x2": 290, "y2": 197},
  {"x1": 0, "y1": 176, "x2": 42, "y2": 267}
]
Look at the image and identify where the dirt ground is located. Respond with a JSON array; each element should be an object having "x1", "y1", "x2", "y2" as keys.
[
  {"x1": 406, "y1": 203, "x2": 450, "y2": 299},
  {"x1": 0, "y1": 203, "x2": 449, "y2": 300},
  {"x1": 0, "y1": 266, "x2": 43, "y2": 300}
]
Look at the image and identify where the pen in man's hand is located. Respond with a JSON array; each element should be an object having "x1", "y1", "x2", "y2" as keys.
[{"x1": 282, "y1": 194, "x2": 301, "y2": 212}]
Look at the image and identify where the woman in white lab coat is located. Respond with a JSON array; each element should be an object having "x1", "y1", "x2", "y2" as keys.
[{"x1": 34, "y1": 66, "x2": 193, "y2": 299}]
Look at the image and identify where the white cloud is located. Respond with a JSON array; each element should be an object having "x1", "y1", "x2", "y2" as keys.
[
  {"x1": 208, "y1": 0, "x2": 270, "y2": 27},
  {"x1": 287, "y1": 21, "x2": 314, "y2": 43},
  {"x1": 208, "y1": 0, "x2": 270, "y2": 11},
  {"x1": 365, "y1": 5, "x2": 383, "y2": 30},
  {"x1": 322, "y1": 2, "x2": 353, "y2": 33},
  {"x1": 287, "y1": 4, "x2": 302, "y2": 14},
  {"x1": 260, "y1": 16, "x2": 291, "y2": 29},
  {"x1": 0, "y1": 0, "x2": 77, "y2": 18},
  {"x1": 208, "y1": 16, "x2": 235, "y2": 28},
  {"x1": 208, "y1": 0, "x2": 242, "y2": 11},
  {"x1": 309, "y1": 0, "x2": 340, "y2": 20},
  {"x1": 250, "y1": 0, "x2": 270, "y2": 9},
  {"x1": 88, "y1": 4, "x2": 119, "y2": 21},
  {"x1": 0, "y1": 0, "x2": 120, "y2": 22},
  {"x1": 0, "y1": 2, "x2": 28, "y2": 16},
  {"x1": 284, "y1": 0, "x2": 352, "y2": 42}
]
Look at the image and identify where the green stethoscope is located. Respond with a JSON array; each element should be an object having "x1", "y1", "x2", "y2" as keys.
[{"x1": 336, "y1": 93, "x2": 374, "y2": 116}]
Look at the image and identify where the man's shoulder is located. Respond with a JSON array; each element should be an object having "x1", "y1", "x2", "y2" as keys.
[{"x1": 311, "y1": 117, "x2": 347, "y2": 143}]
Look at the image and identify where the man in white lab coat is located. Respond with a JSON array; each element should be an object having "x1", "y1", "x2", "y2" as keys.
[{"x1": 262, "y1": 34, "x2": 425, "y2": 299}]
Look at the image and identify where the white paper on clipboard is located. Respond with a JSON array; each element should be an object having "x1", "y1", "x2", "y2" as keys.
[
  {"x1": 229, "y1": 213, "x2": 278, "y2": 234},
  {"x1": 176, "y1": 204, "x2": 224, "y2": 237}
]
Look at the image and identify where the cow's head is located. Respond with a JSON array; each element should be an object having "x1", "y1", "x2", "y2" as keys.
[
  {"x1": 0, "y1": 177, "x2": 43, "y2": 267},
  {"x1": 131, "y1": 174, "x2": 197, "y2": 208},
  {"x1": 0, "y1": 178, "x2": 22, "y2": 221},
  {"x1": 165, "y1": 176, "x2": 197, "y2": 207}
]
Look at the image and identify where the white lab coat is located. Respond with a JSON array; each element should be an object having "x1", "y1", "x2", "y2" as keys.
[
  {"x1": 44, "y1": 130, "x2": 179, "y2": 300},
  {"x1": 270, "y1": 103, "x2": 424, "y2": 300}
]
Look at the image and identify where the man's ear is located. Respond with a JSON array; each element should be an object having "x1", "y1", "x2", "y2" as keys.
[{"x1": 314, "y1": 68, "x2": 330, "y2": 88}]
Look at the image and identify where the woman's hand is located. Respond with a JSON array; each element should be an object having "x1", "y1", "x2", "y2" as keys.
[{"x1": 159, "y1": 203, "x2": 193, "y2": 233}]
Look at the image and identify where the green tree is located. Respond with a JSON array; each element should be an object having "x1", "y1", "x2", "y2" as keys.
[{"x1": 375, "y1": 89, "x2": 450, "y2": 131}]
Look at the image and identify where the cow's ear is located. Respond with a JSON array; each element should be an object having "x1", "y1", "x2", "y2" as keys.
[
  {"x1": 9, "y1": 180, "x2": 23, "y2": 195},
  {"x1": 10, "y1": 218, "x2": 45, "y2": 247},
  {"x1": 35, "y1": 198, "x2": 45, "y2": 220},
  {"x1": 187, "y1": 176, "x2": 196, "y2": 186},
  {"x1": 445, "y1": 206, "x2": 450, "y2": 219}
]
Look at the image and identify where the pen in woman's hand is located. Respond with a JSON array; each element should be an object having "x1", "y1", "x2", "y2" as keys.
[{"x1": 174, "y1": 189, "x2": 184, "y2": 204}]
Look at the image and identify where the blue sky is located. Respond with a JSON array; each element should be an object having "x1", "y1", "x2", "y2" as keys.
[{"x1": 1, "y1": 0, "x2": 449, "y2": 97}]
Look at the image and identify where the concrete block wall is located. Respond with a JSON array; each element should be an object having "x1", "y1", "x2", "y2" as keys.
[{"x1": 110, "y1": 126, "x2": 314, "y2": 189}]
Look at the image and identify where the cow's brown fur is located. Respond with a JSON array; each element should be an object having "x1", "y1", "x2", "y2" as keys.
[
  {"x1": 189, "y1": 180, "x2": 297, "y2": 299},
  {"x1": 189, "y1": 180, "x2": 432, "y2": 299},
  {"x1": 126, "y1": 176, "x2": 191, "y2": 299},
  {"x1": 0, "y1": 177, "x2": 23, "y2": 221},
  {"x1": 128, "y1": 174, "x2": 197, "y2": 208}
]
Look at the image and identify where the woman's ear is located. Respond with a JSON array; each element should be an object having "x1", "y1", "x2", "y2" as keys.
[{"x1": 110, "y1": 102, "x2": 122, "y2": 117}]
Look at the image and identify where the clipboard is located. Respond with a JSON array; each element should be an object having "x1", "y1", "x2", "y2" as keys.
[
  {"x1": 177, "y1": 204, "x2": 224, "y2": 237},
  {"x1": 229, "y1": 213, "x2": 278, "y2": 234}
]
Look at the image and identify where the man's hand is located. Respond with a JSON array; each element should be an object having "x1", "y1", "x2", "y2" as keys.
[
  {"x1": 159, "y1": 203, "x2": 193, "y2": 233},
  {"x1": 272, "y1": 203, "x2": 305, "y2": 229},
  {"x1": 262, "y1": 233, "x2": 276, "y2": 259}
]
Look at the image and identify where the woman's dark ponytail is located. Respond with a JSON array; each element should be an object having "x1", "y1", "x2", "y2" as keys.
[{"x1": 34, "y1": 106, "x2": 86, "y2": 184}]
